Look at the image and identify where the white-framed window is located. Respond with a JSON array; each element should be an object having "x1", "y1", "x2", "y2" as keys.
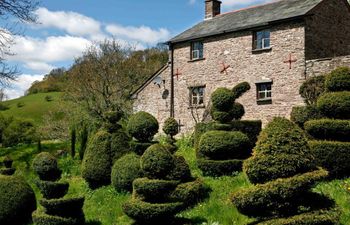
[
  {"x1": 256, "y1": 82, "x2": 272, "y2": 101},
  {"x1": 253, "y1": 30, "x2": 270, "y2": 50},
  {"x1": 191, "y1": 41, "x2": 204, "y2": 60},
  {"x1": 189, "y1": 86, "x2": 205, "y2": 106}
]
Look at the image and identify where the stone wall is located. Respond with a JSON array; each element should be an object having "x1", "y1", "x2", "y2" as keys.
[{"x1": 306, "y1": 55, "x2": 350, "y2": 77}]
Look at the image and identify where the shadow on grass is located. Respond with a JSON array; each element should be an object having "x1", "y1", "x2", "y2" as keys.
[
  {"x1": 132, "y1": 217, "x2": 207, "y2": 225},
  {"x1": 86, "y1": 220, "x2": 102, "y2": 225}
]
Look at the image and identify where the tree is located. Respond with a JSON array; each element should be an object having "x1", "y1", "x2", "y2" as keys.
[{"x1": 0, "y1": 0, "x2": 39, "y2": 86}]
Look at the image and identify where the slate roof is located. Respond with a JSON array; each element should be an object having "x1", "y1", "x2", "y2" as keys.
[{"x1": 169, "y1": 0, "x2": 323, "y2": 44}]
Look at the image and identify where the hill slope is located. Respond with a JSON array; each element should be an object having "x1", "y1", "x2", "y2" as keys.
[{"x1": 0, "y1": 92, "x2": 63, "y2": 124}]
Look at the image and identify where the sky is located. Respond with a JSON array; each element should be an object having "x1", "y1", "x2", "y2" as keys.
[{"x1": 4, "y1": 0, "x2": 273, "y2": 99}]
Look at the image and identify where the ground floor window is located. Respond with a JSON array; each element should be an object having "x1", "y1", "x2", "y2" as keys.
[
  {"x1": 256, "y1": 82, "x2": 272, "y2": 101},
  {"x1": 189, "y1": 86, "x2": 205, "y2": 107}
]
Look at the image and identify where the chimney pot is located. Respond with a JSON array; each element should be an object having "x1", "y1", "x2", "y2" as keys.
[{"x1": 205, "y1": 0, "x2": 222, "y2": 20}]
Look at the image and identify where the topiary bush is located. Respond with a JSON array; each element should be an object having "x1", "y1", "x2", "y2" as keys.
[
  {"x1": 33, "y1": 152, "x2": 61, "y2": 181},
  {"x1": 304, "y1": 119, "x2": 350, "y2": 142},
  {"x1": 0, "y1": 175, "x2": 37, "y2": 225},
  {"x1": 110, "y1": 130, "x2": 131, "y2": 162},
  {"x1": 232, "y1": 82, "x2": 251, "y2": 100},
  {"x1": 290, "y1": 105, "x2": 323, "y2": 128},
  {"x1": 299, "y1": 75, "x2": 325, "y2": 105},
  {"x1": 127, "y1": 111, "x2": 159, "y2": 142},
  {"x1": 317, "y1": 91, "x2": 350, "y2": 119},
  {"x1": 325, "y1": 67, "x2": 350, "y2": 92},
  {"x1": 111, "y1": 153, "x2": 142, "y2": 192},
  {"x1": 232, "y1": 117, "x2": 339, "y2": 224},
  {"x1": 82, "y1": 130, "x2": 112, "y2": 189},
  {"x1": 211, "y1": 88, "x2": 235, "y2": 111},
  {"x1": 0, "y1": 155, "x2": 15, "y2": 175},
  {"x1": 163, "y1": 117, "x2": 179, "y2": 138}
]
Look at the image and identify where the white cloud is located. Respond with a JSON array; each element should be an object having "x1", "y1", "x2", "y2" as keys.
[
  {"x1": 105, "y1": 24, "x2": 170, "y2": 45},
  {"x1": 189, "y1": 0, "x2": 196, "y2": 5},
  {"x1": 24, "y1": 62, "x2": 55, "y2": 74},
  {"x1": 35, "y1": 7, "x2": 101, "y2": 37},
  {"x1": 5, "y1": 74, "x2": 45, "y2": 99}
]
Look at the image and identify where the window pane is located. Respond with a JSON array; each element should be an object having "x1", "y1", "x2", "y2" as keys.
[
  {"x1": 199, "y1": 96, "x2": 204, "y2": 105},
  {"x1": 259, "y1": 92, "x2": 266, "y2": 99},
  {"x1": 267, "y1": 91, "x2": 272, "y2": 98},
  {"x1": 192, "y1": 96, "x2": 198, "y2": 105}
]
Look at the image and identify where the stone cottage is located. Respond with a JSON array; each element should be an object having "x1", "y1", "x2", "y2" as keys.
[{"x1": 132, "y1": 0, "x2": 350, "y2": 134}]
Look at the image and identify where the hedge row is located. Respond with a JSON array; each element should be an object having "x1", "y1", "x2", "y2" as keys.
[
  {"x1": 197, "y1": 158, "x2": 243, "y2": 177},
  {"x1": 290, "y1": 105, "x2": 323, "y2": 128},
  {"x1": 317, "y1": 91, "x2": 350, "y2": 119},
  {"x1": 304, "y1": 119, "x2": 350, "y2": 142}
]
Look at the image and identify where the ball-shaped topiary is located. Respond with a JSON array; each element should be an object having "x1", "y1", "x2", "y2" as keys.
[
  {"x1": 325, "y1": 67, "x2": 350, "y2": 92},
  {"x1": 82, "y1": 130, "x2": 112, "y2": 189},
  {"x1": 33, "y1": 152, "x2": 61, "y2": 181},
  {"x1": 163, "y1": 117, "x2": 179, "y2": 137},
  {"x1": 317, "y1": 91, "x2": 350, "y2": 119},
  {"x1": 211, "y1": 88, "x2": 235, "y2": 111},
  {"x1": 127, "y1": 111, "x2": 159, "y2": 142},
  {"x1": 0, "y1": 175, "x2": 36, "y2": 225},
  {"x1": 141, "y1": 144, "x2": 174, "y2": 179},
  {"x1": 111, "y1": 153, "x2": 142, "y2": 192}
]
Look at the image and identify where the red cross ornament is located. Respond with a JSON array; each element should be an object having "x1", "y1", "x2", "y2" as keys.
[
  {"x1": 220, "y1": 62, "x2": 231, "y2": 74},
  {"x1": 283, "y1": 53, "x2": 297, "y2": 69},
  {"x1": 174, "y1": 69, "x2": 182, "y2": 80}
]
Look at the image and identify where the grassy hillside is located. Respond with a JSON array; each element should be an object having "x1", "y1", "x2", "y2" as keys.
[{"x1": 0, "y1": 92, "x2": 63, "y2": 124}]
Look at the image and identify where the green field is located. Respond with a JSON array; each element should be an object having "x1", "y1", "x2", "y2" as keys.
[{"x1": 0, "y1": 92, "x2": 63, "y2": 124}]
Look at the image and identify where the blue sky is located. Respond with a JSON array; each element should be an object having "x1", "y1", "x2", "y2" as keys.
[{"x1": 4, "y1": 0, "x2": 272, "y2": 99}]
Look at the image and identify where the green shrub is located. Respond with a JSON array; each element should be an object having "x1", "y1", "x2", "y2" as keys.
[
  {"x1": 244, "y1": 117, "x2": 315, "y2": 184},
  {"x1": 40, "y1": 197, "x2": 85, "y2": 218},
  {"x1": 3, "y1": 155, "x2": 13, "y2": 168},
  {"x1": 198, "y1": 131, "x2": 250, "y2": 160},
  {"x1": 133, "y1": 178, "x2": 179, "y2": 202},
  {"x1": 325, "y1": 67, "x2": 350, "y2": 92},
  {"x1": 127, "y1": 111, "x2": 159, "y2": 142},
  {"x1": 130, "y1": 140, "x2": 154, "y2": 155},
  {"x1": 210, "y1": 109, "x2": 234, "y2": 123},
  {"x1": 231, "y1": 102, "x2": 245, "y2": 120},
  {"x1": 163, "y1": 117, "x2": 179, "y2": 137},
  {"x1": 45, "y1": 95, "x2": 53, "y2": 102},
  {"x1": 2, "y1": 118, "x2": 37, "y2": 147},
  {"x1": 0, "y1": 175, "x2": 36, "y2": 225},
  {"x1": 82, "y1": 130, "x2": 112, "y2": 189},
  {"x1": 0, "y1": 103, "x2": 9, "y2": 111},
  {"x1": 211, "y1": 87, "x2": 235, "y2": 111},
  {"x1": 304, "y1": 119, "x2": 350, "y2": 141},
  {"x1": 35, "y1": 180, "x2": 69, "y2": 199},
  {"x1": 163, "y1": 142, "x2": 178, "y2": 154},
  {"x1": 197, "y1": 158, "x2": 243, "y2": 177},
  {"x1": 167, "y1": 156, "x2": 191, "y2": 181},
  {"x1": 299, "y1": 75, "x2": 325, "y2": 105},
  {"x1": 104, "y1": 110, "x2": 123, "y2": 124},
  {"x1": 0, "y1": 168, "x2": 15, "y2": 175},
  {"x1": 317, "y1": 91, "x2": 350, "y2": 119},
  {"x1": 111, "y1": 153, "x2": 142, "y2": 192},
  {"x1": 78, "y1": 125, "x2": 88, "y2": 160},
  {"x1": 32, "y1": 211, "x2": 84, "y2": 225},
  {"x1": 110, "y1": 130, "x2": 131, "y2": 162},
  {"x1": 141, "y1": 144, "x2": 174, "y2": 179},
  {"x1": 232, "y1": 82, "x2": 251, "y2": 100},
  {"x1": 309, "y1": 141, "x2": 350, "y2": 178},
  {"x1": 17, "y1": 102, "x2": 25, "y2": 108},
  {"x1": 33, "y1": 152, "x2": 61, "y2": 181},
  {"x1": 290, "y1": 105, "x2": 323, "y2": 128},
  {"x1": 170, "y1": 179, "x2": 210, "y2": 207},
  {"x1": 70, "y1": 126, "x2": 76, "y2": 158}
]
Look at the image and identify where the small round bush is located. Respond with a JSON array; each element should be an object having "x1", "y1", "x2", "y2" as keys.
[
  {"x1": 141, "y1": 144, "x2": 174, "y2": 179},
  {"x1": 198, "y1": 131, "x2": 250, "y2": 160},
  {"x1": 317, "y1": 92, "x2": 350, "y2": 119},
  {"x1": 33, "y1": 152, "x2": 61, "y2": 181},
  {"x1": 299, "y1": 75, "x2": 325, "y2": 105},
  {"x1": 290, "y1": 105, "x2": 323, "y2": 128},
  {"x1": 163, "y1": 117, "x2": 179, "y2": 137},
  {"x1": 232, "y1": 82, "x2": 251, "y2": 100},
  {"x1": 325, "y1": 67, "x2": 350, "y2": 92},
  {"x1": 211, "y1": 88, "x2": 235, "y2": 111},
  {"x1": 111, "y1": 153, "x2": 142, "y2": 192},
  {"x1": 127, "y1": 112, "x2": 159, "y2": 142},
  {"x1": 0, "y1": 175, "x2": 37, "y2": 225}
]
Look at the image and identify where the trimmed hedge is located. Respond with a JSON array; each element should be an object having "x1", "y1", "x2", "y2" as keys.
[
  {"x1": 170, "y1": 179, "x2": 210, "y2": 207},
  {"x1": 130, "y1": 141, "x2": 154, "y2": 155},
  {"x1": 33, "y1": 152, "x2": 61, "y2": 181},
  {"x1": 32, "y1": 211, "x2": 84, "y2": 225},
  {"x1": 163, "y1": 117, "x2": 179, "y2": 137},
  {"x1": 211, "y1": 110, "x2": 234, "y2": 124},
  {"x1": 290, "y1": 105, "x2": 323, "y2": 128},
  {"x1": 3, "y1": 155, "x2": 13, "y2": 168},
  {"x1": 110, "y1": 130, "x2": 131, "y2": 162},
  {"x1": 231, "y1": 103, "x2": 245, "y2": 120},
  {"x1": 127, "y1": 112, "x2": 159, "y2": 142},
  {"x1": 232, "y1": 82, "x2": 251, "y2": 100},
  {"x1": 197, "y1": 158, "x2": 243, "y2": 177},
  {"x1": 0, "y1": 175, "x2": 36, "y2": 225},
  {"x1": 0, "y1": 168, "x2": 15, "y2": 175},
  {"x1": 309, "y1": 141, "x2": 350, "y2": 178},
  {"x1": 304, "y1": 119, "x2": 350, "y2": 142},
  {"x1": 198, "y1": 131, "x2": 250, "y2": 160},
  {"x1": 211, "y1": 87, "x2": 235, "y2": 111},
  {"x1": 317, "y1": 91, "x2": 350, "y2": 119},
  {"x1": 35, "y1": 180, "x2": 69, "y2": 199},
  {"x1": 325, "y1": 66, "x2": 350, "y2": 92},
  {"x1": 40, "y1": 197, "x2": 85, "y2": 218},
  {"x1": 133, "y1": 178, "x2": 179, "y2": 202},
  {"x1": 111, "y1": 153, "x2": 142, "y2": 192},
  {"x1": 82, "y1": 130, "x2": 112, "y2": 189},
  {"x1": 299, "y1": 75, "x2": 325, "y2": 105},
  {"x1": 167, "y1": 155, "x2": 192, "y2": 181},
  {"x1": 141, "y1": 144, "x2": 174, "y2": 179}
]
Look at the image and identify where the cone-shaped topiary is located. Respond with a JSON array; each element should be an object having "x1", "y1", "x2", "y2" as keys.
[
  {"x1": 82, "y1": 130, "x2": 112, "y2": 189},
  {"x1": 232, "y1": 117, "x2": 339, "y2": 224},
  {"x1": 306, "y1": 67, "x2": 350, "y2": 178},
  {"x1": 0, "y1": 175, "x2": 36, "y2": 225},
  {"x1": 33, "y1": 152, "x2": 61, "y2": 181},
  {"x1": 32, "y1": 152, "x2": 85, "y2": 225},
  {"x1": 123, "y1": 144, "x2": 210, "y2": 224},
  {"x1": 127, "y1": 111, "x2": 159, "y2": 142}
]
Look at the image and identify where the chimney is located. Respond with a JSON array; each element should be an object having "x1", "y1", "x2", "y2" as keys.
[{"x1": 205, "y1": 0, "x2": 222, "y2": 20}]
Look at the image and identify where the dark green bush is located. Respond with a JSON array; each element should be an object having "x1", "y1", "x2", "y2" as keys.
[
  {"x1": 290, "y1": 105, "x2": 323, "y2": 128},
  {"x1": 317, "y1": 92, "x2": 350, "y2": 119},
  {"x1": 78, "y1": 125, "x2": 88, "y2": 160},
  {"x1": 197, "y1": 158, "x2": 243, "y2": 176},
  {"x1": 111, "y1": 153, "x2": 142, "y2": 192},
  {"x1": 167, "y1": 156, "x2": 191, "y2": 181},
  {"x1": 163, "y1": 117, "x2": 179, "y2": 137},
  {"x1": 32, "y1": 211, "x2": 84, "y2": 225},
  {"x1": 305, "y1": 119, "x2": 350, "y2": 142},
  {"x1": 170, "y1": 179, "x2": 210, "y2": 207},
  {"x1": 82, "y1": 130, "x2": 112, "y2": 189},
  {"x1": 163, "y1": 142, "x2": 178, "y2": 154},
  {"x1": 127, "y1": 111, "x2": 159, "y2": 142},
  {"x1": 244, "y1": 117, "x2": 316, "y2": 184},
  {"x1": 210, "y1": 109, "x2": 234, "y2": 123},
  {"x1": 40, "y1": 197, "x2": 85, "y2": 218},
  {"x1": 104, "y1": 110, "x2": 123, "y2": 124},
  {"x1": 0, "y1": 175, "x2": 36, "y2": 225},
  {"x1": 141, "y1": 144, "x2": 174, "y2": 179},
  {"x1": 211, "y1": 87, "x2": 235, "y2": 111},
  {"x1": 35, "y1": 180, "x2": 69, "y2": 199},
  {"x1": 309, "y1": 141, "x2": 350, "y2": 178},
  {"x1": 3, "y1": 155, "x2": 13, "y2": 168},
  {"x1": 110, "y1": 130, "x2": 131, "y2": 162},
  {"x1": 33, "y1": 152, "x2": 61, "y2": 181},
  {"x1": 0, "y1": 103, "x2": 9, "y2": 111},
  {"x1": 231, "y1": 102, "x2": 245, "y2": 120},
  {"x1": 232, "y1": 82, "x2": 251, "y2": 100},
  {"x1": 325, "y1": 67, "x2": 350, "y2": 92},
  {"x1": 130, "y1": 140, "x2": 154, "y2": 155},
  {"x1": 299, "y1": 75, "x2": 325, "y2": 105},
  {"x1": 0, "y1": 168, "x2": 15, "y2": 175},
  {"x1": 2, "y1": 118, "x2": 37, "y2": 147},
  {"x1": 133, "y1": 178, "x2": 179, "y2": 202},
  {"x1": 198, "y1": 131, "x2": 250, "y2": 160}
]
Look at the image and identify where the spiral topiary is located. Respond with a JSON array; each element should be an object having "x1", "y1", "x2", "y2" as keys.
[{"x1": 232, "y1": 117, "x2": 339, "y2": 224}]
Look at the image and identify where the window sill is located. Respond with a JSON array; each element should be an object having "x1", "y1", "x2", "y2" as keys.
[
  {"x1": 188, "y1": 105, "x2": 206, "y2": 109},
  {"x1": 257, "y1": 98, "x2": 272, "y2": 105},
  {"x1": 188, "y1": 58, "x2": 206, "y2": 63},
  {"x1": 252, "y1": 47, "x2": 272, "y2": 53}
]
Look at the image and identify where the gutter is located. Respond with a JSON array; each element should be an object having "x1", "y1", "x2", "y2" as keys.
[{"x1": 170, "y1": 44, "x2": 175, "y2": 117}]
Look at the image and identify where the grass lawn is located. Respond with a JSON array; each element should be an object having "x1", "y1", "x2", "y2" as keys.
[
  {"x1": 1, "y1": 137, "x2": 350, "y2": 225},
  {"x1": 0, "y1": 92, "x2": 63, "y2": 124}
]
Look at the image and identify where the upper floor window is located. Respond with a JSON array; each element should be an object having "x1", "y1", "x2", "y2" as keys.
[
  {"x1": 256, "y1": 82, "x2": 272, "y2": 101},
  {"x1": 253, "y1": 30, "x2": 270, "y2": 50},
  {"x1": 189, "y1": 86, "x2": 205, "y2": 107},
  {"x1": 191, "y1": 41, "x2": 204, "y2": 60}
]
